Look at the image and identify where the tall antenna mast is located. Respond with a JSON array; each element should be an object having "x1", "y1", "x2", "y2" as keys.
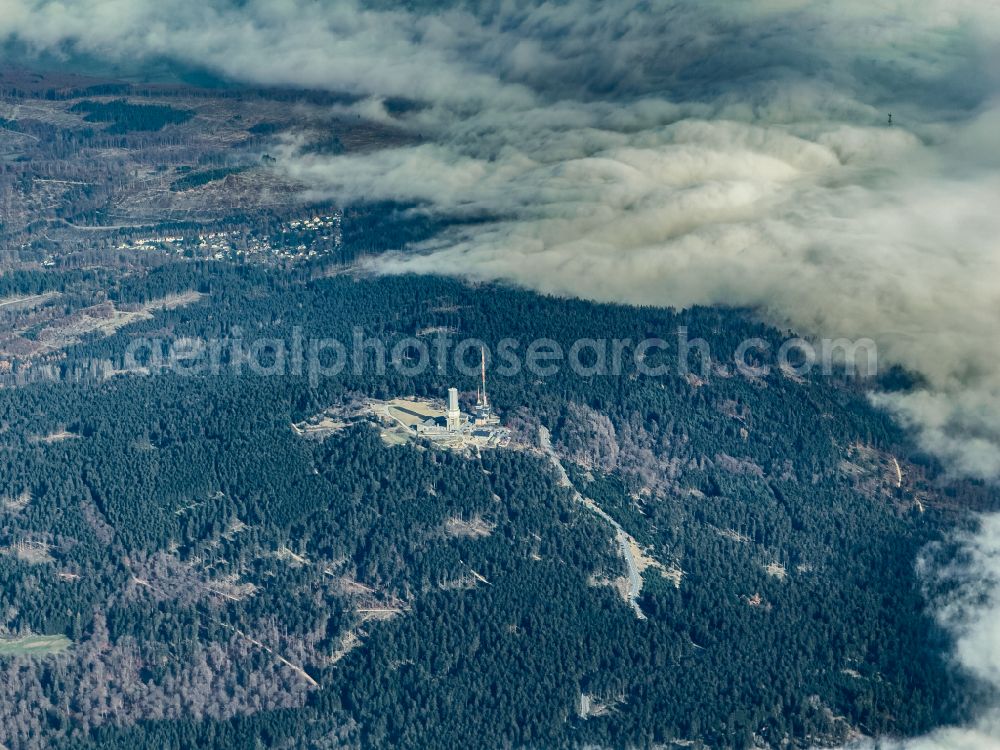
[{"x1": 480, "y1": 346, "x2": 488, "y2": 407}]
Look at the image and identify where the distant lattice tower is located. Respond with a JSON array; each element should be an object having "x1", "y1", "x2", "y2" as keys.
[{"x1": 446, "y1": 387, "x2": 462, "y2": 431}]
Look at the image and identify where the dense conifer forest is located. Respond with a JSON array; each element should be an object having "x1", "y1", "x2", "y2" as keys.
[
  {"x1": 0, "y1": 262, "x2": 987, "y2": 748},
  {"x1": 69, "y1": 100, "x2": 195, "y2": 133}
]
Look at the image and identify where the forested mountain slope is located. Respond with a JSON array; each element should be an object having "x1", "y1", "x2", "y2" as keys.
[{"x1": 0, "y1": 263, "x2": 987, "y2": 749}]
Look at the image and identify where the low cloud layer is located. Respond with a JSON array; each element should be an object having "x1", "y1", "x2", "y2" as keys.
[{"x1": 3, "y1": 1, "x2": 1000, "y2": 746}]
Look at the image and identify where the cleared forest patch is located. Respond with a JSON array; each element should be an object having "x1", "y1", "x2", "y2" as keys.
[
  {"x1": 444, "y1": 515, "x2": 494, "y2": 539},
  {"x1": 2, "y1": 491, "x2": 31, "y2": 514},
  {"x1": 0, "y1": 634, "x2": 71, "y2": 657}
]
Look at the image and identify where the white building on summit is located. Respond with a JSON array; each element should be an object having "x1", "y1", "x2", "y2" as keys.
[
  {"x1": 446, "y1": 387, "x2": 462, "y2": 431},
  {"x1": 403, "y1": 347, "x2": 505, "y2": 448}
]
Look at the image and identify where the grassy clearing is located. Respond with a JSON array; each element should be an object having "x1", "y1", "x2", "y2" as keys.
[{"x1": 0, "y1": 634, "x2": 71, "y2": 657}]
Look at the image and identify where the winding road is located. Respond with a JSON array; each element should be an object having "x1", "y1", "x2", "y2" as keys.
[{"x1": 539, "y1": 427, "x2": 646, "y2": 619}]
